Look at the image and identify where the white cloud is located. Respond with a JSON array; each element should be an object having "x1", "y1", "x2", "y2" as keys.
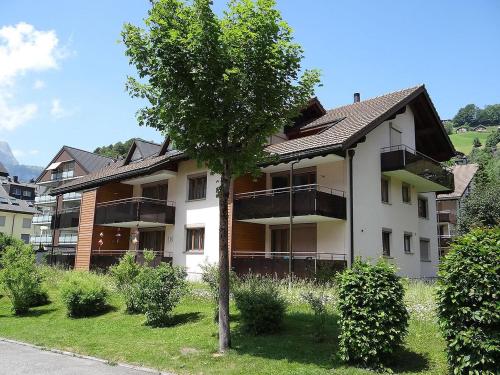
[
  {"x1": 33, "y1": 79, "x2": 45, "y2": 89},
  {"x1": 50, "y1": 98, "x2": 73, "y2": 119},
  {"x1": 0, "y1": 22, "x2": 64, "y2": 131},
  {"x1": 12, "y1": 149, "x2": 39, "y2": 158}
]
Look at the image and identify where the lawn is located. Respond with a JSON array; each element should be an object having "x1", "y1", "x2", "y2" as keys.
[
  {"x1": 0, "y1": 269, "x2": 448, "y2": 375},
  {"x1": 449, "y1": 126, "x2": 497, "y2": 154}
]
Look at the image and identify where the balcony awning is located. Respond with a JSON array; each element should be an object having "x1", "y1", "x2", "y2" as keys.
[{"x1": 46, "y1": 162, "x2": 62, "y2": 171}]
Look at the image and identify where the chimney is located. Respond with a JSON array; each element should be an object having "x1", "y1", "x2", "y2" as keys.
[
  {"x1": 13, "y1": 176, "x2": 19, "y2": 183},
  {"x1": 354, "y1": 93, "x2": 360, "y2": 103}
]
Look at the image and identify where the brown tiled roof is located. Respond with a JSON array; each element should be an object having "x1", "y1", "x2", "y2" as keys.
[
  {"x1": 51, "y1": 150, "x2": 185, "y2": 194},
  {"x1": 266, "y1": 85, "x2": 424, "y2": 157},
  {"x1": 437, "y1": 164, "x2": 479, "y2": 200}
]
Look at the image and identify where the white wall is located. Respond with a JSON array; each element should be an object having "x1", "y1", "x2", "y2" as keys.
[
  {"x1": 0, "y1": 211, "x2": 35, "y2": 243},
  {"x1": 351, "y1": 105, "x2": 439, "y2": 278},
  {"x1": 418, "y1": 192, "x2": 439, "y2": 278},
  {"x1": 170, "y1": 159, "x2": 220, "y2": 280}
]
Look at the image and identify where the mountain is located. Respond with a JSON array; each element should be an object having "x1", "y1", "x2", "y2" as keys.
[{"x1": 0, "y1": 141, "x2": 43, "y2": 182}]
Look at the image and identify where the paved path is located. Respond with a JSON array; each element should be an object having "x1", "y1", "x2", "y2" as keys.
[{"x1": 0, "y1": 339, "x2": 168, "y2": 375}]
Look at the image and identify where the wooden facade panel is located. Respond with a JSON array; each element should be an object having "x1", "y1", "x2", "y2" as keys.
[
  {"x1": 75, "y1": 190, "x2": 97, "y2": 270},
  {"x1": 92, "y1": 226, "x2": 130, "y2": 251},
  {"x1": 233, "y1": 174, "x2": 266, "y2": 194},
  {"x1": 96, "y1": 182, "x2": 133, "y2": 203}
]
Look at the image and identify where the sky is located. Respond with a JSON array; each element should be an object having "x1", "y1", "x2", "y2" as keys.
[{"x1": 1, "y1": 0, "x2": 499, "y2": 166}]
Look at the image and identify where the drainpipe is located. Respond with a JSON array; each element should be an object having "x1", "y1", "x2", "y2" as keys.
[
  {"x1": 289, "y1": 160, "x2": 299, "y2": 287},
  {"x1": 348, "y1": 150, "x2": 355, "y2": 267},
  {"x1": 10, "y1": 213, "x2": 16, "y2": 236}
]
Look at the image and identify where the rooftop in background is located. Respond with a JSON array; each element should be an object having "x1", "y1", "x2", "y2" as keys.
[
  {"x1": 0, "y1": 184, "x2": 38, "y2": 214},
  {"x1": 437, "y1": 164, "x2": 479, "y2": 200}
]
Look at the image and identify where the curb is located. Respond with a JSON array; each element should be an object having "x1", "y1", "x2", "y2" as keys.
[{"x1": 0, "y1": 337, "x2": 175, "y2": 375}]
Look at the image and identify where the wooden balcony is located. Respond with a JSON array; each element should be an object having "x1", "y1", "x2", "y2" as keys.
[
  {"x1": 233, "y1": 184, "x2": 347, "y2": 224},
  {"x1": 437, "y1": 210, "x2": 456, "y2": 223},
  {"x1": 381, "y1": 145, "x2": 454, "y2": 193},
  {"x1": 94, "y1": 197, "x2": 175, "y2": 227}
]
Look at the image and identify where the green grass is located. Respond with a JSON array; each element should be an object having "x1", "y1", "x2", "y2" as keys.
[
  {"x1": 449, "y1": 126, "x2": 497, "y2": 154},
  {"x1": 0, "y1": 269, "x2": 448, "y2": 375}
]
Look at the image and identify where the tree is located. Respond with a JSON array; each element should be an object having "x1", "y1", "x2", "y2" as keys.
[
  {"x1": 122, "y1": 0, "x2": 320, "y2": 352},
  {"x1": 473, "y1": 137, "x2": 482, "y2": 148},
  {"x1": 485, "y1": 128, "x2": 500, "y2": 148},
  {"x1": 478, "y1": 104, "x2": 500, "y2": 126},
  {"x1": 94, "y1": 139, "x2": 136, "y2": 158},
  {"x1": 453, "y1": 104, "x2": 480, "y2": 127}
]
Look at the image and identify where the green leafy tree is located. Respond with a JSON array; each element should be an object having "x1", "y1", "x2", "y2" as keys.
[
  {"x1": 485, "y1": 128, "x2": 500, "y2": 148},
  {"x1": 94, "y1": 138, "x2": 136, "y2": 159},
  {"x1": 453, "y1": 104, "x2": 480, "y2": 127},
  {"x1": 122, "y1": 0, "x2": 320, "y2": 351},
  {"x1": 477, "y1": 104, "x2": 500, "y2": 125},
  {"x1": 473, "y1": 137, "x2": 482, "y2": 148}
]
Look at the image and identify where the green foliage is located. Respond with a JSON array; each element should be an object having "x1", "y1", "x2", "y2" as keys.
[
  {"x1": 485, "y1": 128, "x2": 500, "y2": 148},
  {"x1": 0, "y1": 243, "x2": 46, "y2": 314},
  {"x1": 109, "y1": 252, "x2": 140, "y2": 290},
  {"x1": 477, "y1": 104, "x2": 500, "y2": 126},
  {"x1": 233, "y1": 275, "x2": 287, "y2": 335},
  {"x1": 472, "y1": 137, "x2": 482, "y2": 148},
  {"x1": 60, "y1": 272, "x2": 109, "y2": 317},
  {"x1": 301, "y1": 290, "x2": 332, "y2": 342},
  {"x1": 200, "y1": 262, "x2": 238, "y2": 322},
  {"x1": 122, "y1": 0, "x2": 320, "y2": 177},
  {"x1": 93, "y1": 138, "x2": 135, "y2": 159},
  {"x1": 135, "y1": 263, "x2": 188, "y2": 327},
  {"x1": 453, "y1": 104, "x2": 480, "y2": 127},
  {"x1": 457, "y1": 181, "x2": 500, "y2": 234},
  {"x1": 444, "y1": 120, "x2": 454, "y2": 135},
  {"x1": 337, "y1": 259, "x2": 409, "y2": 370},
  {"x1": 436, "y1": 228, "x2": 500, "y2": 375},
  {"x1": 0, "y1": 233, "x2": 24, "y2": 258}
]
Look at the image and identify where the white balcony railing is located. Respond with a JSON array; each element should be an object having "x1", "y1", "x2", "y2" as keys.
[
  {"x1": 35, "y1": 195, "x2": 56, "y2": 205},
  {"x1": 62, "y1": 192, "x2": 82, "y2": 201},
  {"x1": 58, "y1": 234, "x2": 78, "y2": 244},
  {"x1": 30, "y1": 235, "x2": 53, "y2": 244},
  {"x1": 32, "y1": 214, "x2": 53, "y2": 224}
]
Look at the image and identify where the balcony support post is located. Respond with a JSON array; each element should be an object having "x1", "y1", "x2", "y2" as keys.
[
  {"x1": 289, "y1": 160, "x2": 298, "y2": 288},
  {"x1": 348, "y1": 149, "x2": 355, "y2": 267}
]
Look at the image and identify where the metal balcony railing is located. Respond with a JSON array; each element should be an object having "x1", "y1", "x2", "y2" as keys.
[
  {"x1": 35, "y1": 195, "x2": 56, "y2": 205},
  {"x1": 380, "y1": 144, "x2": 454, "y2": 192},
  {"x1": 58, "y1": 233, "x2": 78, "y2": 244},
  {"x1": 32, "y1": 214, "x2": 53, "y2": 224},
  {"x1": 30, "y1": 235, "x2": 53, "y2": 244},
  {"x1": 50, "y1": 170, "x2": 75, "y2": 181},
  {"x1": 233, "y1": 184, "x2": 347, "y2": 221},
  {"x1": 94, "y1": 197, "x2": 176, "y2": 226},
  {"x1": 62, "y1": 192, "x2": 82, "y2": 201}
]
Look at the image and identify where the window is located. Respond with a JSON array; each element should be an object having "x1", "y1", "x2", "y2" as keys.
[
  {"x1": 382, "y1": 230, "x2": 391, "y2": 256},
  {"x1": 271, "y1": 228, "x2": 289, "y2": 252},
  {"x1": 22, "y1": 190, "x2": 32, "y2": 198},
  {"x1": 186, "y1": 228, "x2": 205, "y2": 252},
  {"x1": 139, "y1": 230, "x2": 165, "y2": 252},
  {"x1": 271, "y1": 169, "x2": 316, "y2": 189},
  {"x1": 381, "y1": 177, "x2": 390, "y2": 203},
  {"x1": 12, "y1": 187, "x2": 21, "y2": 195},
  {"x1": 20, "y1": 234, "x2": 30, "y2": 244},
  {"x1": 22, "y1": 218, "x2": 31, "y2": 229},
  {"x1": 402, "y1": 183, "x2": 411, "y2": 203},
  {"x1": 404, "y1": 232, "x2": 412, "y2": 253},
  {"x1": 420, "y1": 238, "x2": 430, "y2": 261},
  {"x1": 142, "y1": 184, "x2": 168, "y2": 200},
  {"x1": 0, "y1": 216, "x2": 5, "y2": 226},
  {"x1": 418, "y1": 197, "x2": 428, "y2": 218},
  {"x1": 188, "y1": 174, "x2": 207, "y2": 200}
]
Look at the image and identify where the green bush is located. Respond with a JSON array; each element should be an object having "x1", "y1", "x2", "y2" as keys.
[
  {"x1": 436, "y1": 227, "x2": 500, "y2": 375},
  {"x1": 0, "y1": 243, "x2": 46, "y2": 314},
  {"x1": 60, "y1": 272, "x2": 109, "y2": 317},
  {"x1": 110, "y1": 252, "x2": 140, "y2": 290},
  {"x1": 337, "y1": 259, "x2": 409, "y2": 370},
  {"x1": 200, "y1": 262, "x2": 238, "y2": 322},
  {"x1": 233, "y1": 275, "x2": 287, "y2": 335},
  {"x1": 136, "y1": 263, "x2": 188, "y2": 327},
  {"x1": 301, "y1": 289, "x2": 332, "y2": 342}
]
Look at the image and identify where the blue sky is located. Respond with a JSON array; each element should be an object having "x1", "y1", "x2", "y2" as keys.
[{"x1": 1, "y1": 0, "x2": 499, "y2": 166}]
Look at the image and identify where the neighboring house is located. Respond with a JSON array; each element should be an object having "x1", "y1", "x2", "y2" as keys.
[
  {"x1": 456, "y1": 126, "x2": 468, "y2": 133},
  {"x1": 0, "y1": 170, "x2": 38, "y2": 244},
  {"x1": 436, "y1": 163, "x2": 479, "y2": 257},
  {"x1": 31, "y1": 146, "x2": 115, "y2": 262},
  {"x1": 474, "y1": 125, "x2": 487, "y2": 132},
  {"x1": 52, "y1": 85, "x2": 455, "y2": 279}
]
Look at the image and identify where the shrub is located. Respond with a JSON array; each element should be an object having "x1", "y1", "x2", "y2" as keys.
[
  {"x1": 233, "y1": 275, "x2": 287, "y2": 335},
  {"x1": 301, "y1": 289, "x2": 332, "y2": 342},
  {"x1": 337, "y1": 259, "x2": 409, "y2": 370},
  {"x1": 137, "y1": 263, "x2": 188, "y2": 327},
  {"x1": 110, "y1": 252, "x2": 140, "y2": 290},
  {"x1": 436, "y1": 227, "x2": 500, "y2": 374},
  {"x1": 200, "y1": 262, "x2": 238, "y2": 322},
  {"x1": 60, "y1": 272, "x2": 109, "y2": 317},
  {"x1": 0, "y1": 243, "x2": 46, "y2": 314}
]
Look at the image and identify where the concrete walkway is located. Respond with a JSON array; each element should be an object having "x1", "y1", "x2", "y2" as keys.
[{"x1": 0, "y1": 339, "x2": 171, "y2": 375}]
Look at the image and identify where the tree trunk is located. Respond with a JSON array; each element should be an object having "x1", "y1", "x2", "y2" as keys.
[{"x1": 218, "y1": 162, "x2": 231, "y2": 353}]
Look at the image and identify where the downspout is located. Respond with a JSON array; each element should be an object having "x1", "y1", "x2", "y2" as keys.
[
  {"x1": 10, "y1": 213, "x2": 16, "y2": 236},
  {"x1": 348, "y1": 149, "x2": 355, "y2": 267}
]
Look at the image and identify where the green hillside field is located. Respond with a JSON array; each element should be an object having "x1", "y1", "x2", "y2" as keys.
[{"x1": 449, "y1": 126, "x2": 498, "y2": 154}]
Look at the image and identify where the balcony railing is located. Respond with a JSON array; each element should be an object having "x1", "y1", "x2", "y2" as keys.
[
  {"x1": 94, "y1": 197, "x2": 176, "y2": 226},
  {"x1": 51, "y1": 170, "x2": 75, "y2": 181},
  {"x1": 51, "y1": 207, "x2": 80, "y2": 229},
  {"x1": 30, "y1": 235, "x2": 53, "y2": 245},
  {"x1": 32, "y1": 214, "x2": 53, "y2": 225},
  {"x1": 58, "y1": 233, "x2": 78, "y2": 244},
  {"x1": 437, "y1": 210, "x2": 456, "y2": 223},
  {"x1": 380, "y1": 145, "x2": 454, "y2": 192},
  {"x1": 62, "y1": 192, "x2": 82, "y2": 201},
  {"x1": 35, "y1": 195, "x2": 57, "y2": 205},
  {"x1": 233, "y1": 184, "x2": 347, "y2": 221}
]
